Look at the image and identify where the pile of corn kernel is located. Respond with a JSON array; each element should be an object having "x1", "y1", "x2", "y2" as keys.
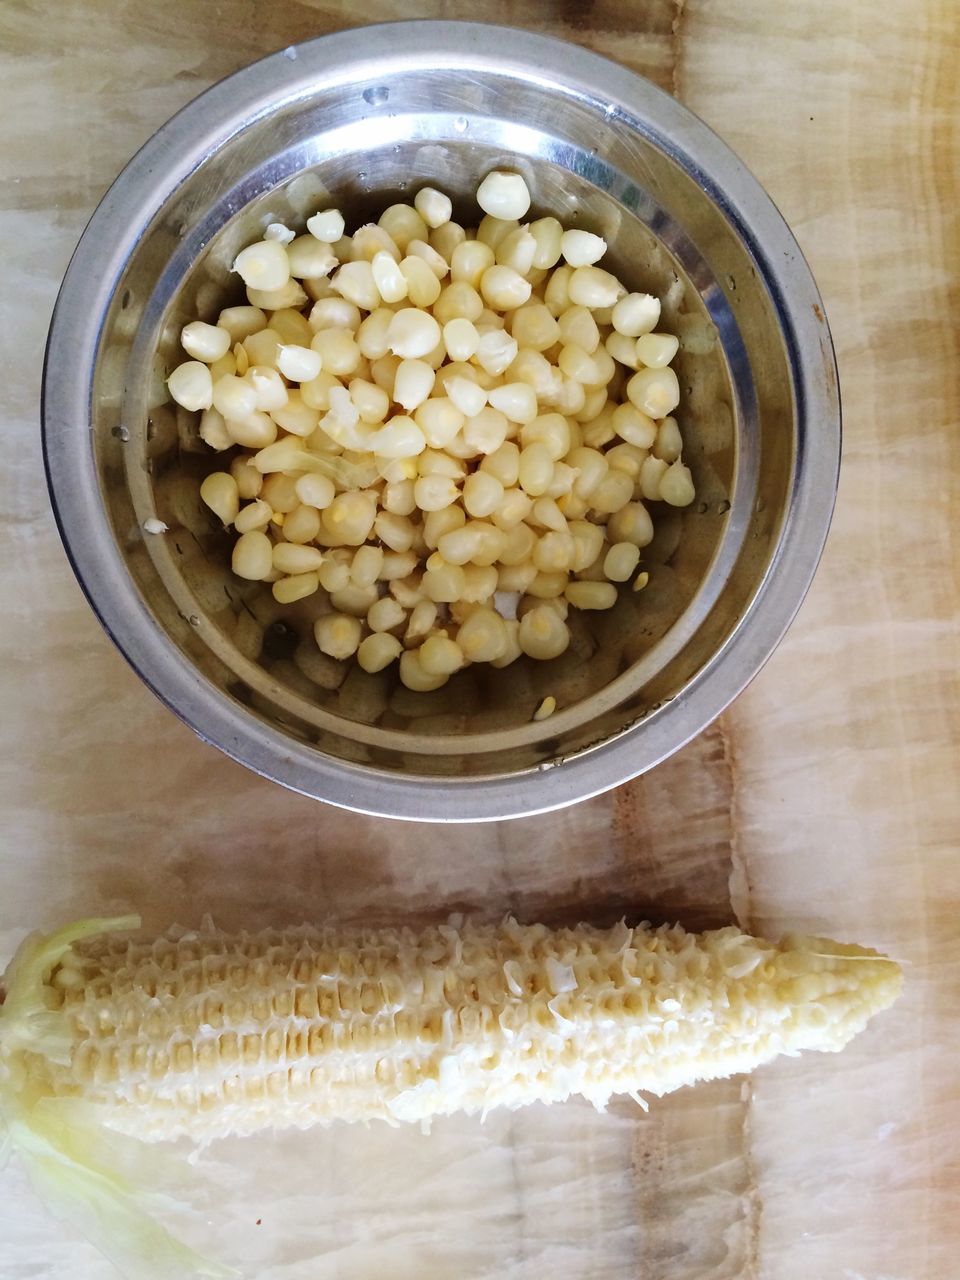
[{"x1": 167, "y1": 171, "x2": 695, "y2": 691}]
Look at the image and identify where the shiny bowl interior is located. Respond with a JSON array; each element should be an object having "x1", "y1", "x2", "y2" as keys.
[{"x1": 42, "y1": 22, "x2": 840, "y2": 821}]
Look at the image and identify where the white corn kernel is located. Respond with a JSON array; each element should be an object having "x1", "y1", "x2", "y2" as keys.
[
  {"x1": 474, "y1": 329, "x2": 518, "y2": 376},
  {"x1": 277, "y1": 344, "x2": 323, "y2": 382},
  {"x1": 443, "y1": 317, "x2": 480, "y2": 362},
  {"x1": 478, "y1": 442, "x2": 520, "y2": 489},
  {"x1": 380, "y1": 204, "x2": 429, "y2": 251},
  {"x1": 371, "y1": 251, "x2": 409, "y2": 303},
  {"x1": 399, "y1": 648, "x2": 449, "y2": 691},
  {"x1": 399, "y1": 255, "x2": 443, "y2": 307},
  {"x1": 414, "y1": 397, "x2": 464, "y2": 448},
  {"x1": 357, "y1": 632, "x2": 403, "y2": 672},
  {"x1": 217, "y1": 305, "x2": 266, "y2": 342},
  {"x1": 533, "y1": 531, "x2": 576, "y2": 573},
  {"x1": 476, "y1": 170, "x2": 531, "y2": 220},
  {"x1": 367, "y1": 596, "x2": 407, "y2": 633},
  {"x1": 453, "y1": 606, "x2": 507, "y2": 663},
  {"x1": 286, "y1": 235, "x2": 337, "y2": 280},
  {"x1": 314, "y1": 613, "x2": 362, "y2": 660},
  {"x1": 567, "y1": 265, "x2": 623, "y2": 309},
  {"x1": 612, "y1": 401, "x2": 658, "y2": 448},
  {"x1": 234, "y1": 499, "x2": 273, "y2": 533},
  {"x1": 231, "y1": 456, "x2": 264, "y2": 499},
  {"x1": 282, "y1": 504, "x2": 322, "y2": 544},
  {"x1": 496, "y1": 226, "x2": 537, "y2": 275},
  {"x1": 248, "y1": 366, "x2": 289, "y2": 412},
  {"x1": 510, "y1": 304, "x2": 560, "y2": 352},
  {"x1": 234, "y1": 240, "x2": 290, "y2": 291},
  {"x1": 430, "y1": 221, "x2": 466, "y2": 260},
  {"x1": 352, "y1": 223, "x2": 401, "y2": 262},
  {"x1": 388, "y1": 308, "x2": 442, "y2": 359},
  {"x1": 590, "y1": 468, "x2": 634, "y2": 514},
  {"x1": 371, "y1": 416, "x2": 426, "y2": 458},
  {"x1": 332, "y1": 260, "x2": 380, "y2": 310},
  {"x1": 544, "y1": 265, "x2": 573, "y2": 315},
  {"x1": 488, "y1": 382, "x2": 538, "y2": 425},
  {"x1": 388, "y1": 360, "x2": 431, "y2": 413},
  {"x1": 212, "y1": 373, "x2": 256, "y2": 420},
  {"x1": 311, "y1": 328, "x2": 361, "y2": 378},
  {"x1": 422, "y1": 560, "x2": 466, "y2": 603},
  {"x1": 653, "y1": 415, "x2": 683, "y2": 463},
  {"x1": 414, "y1": 474, "x2": 460, "y2": 512},
  {"x1": 569, "y1": 519, "x2": 605, "y2": 572},
  {"x1": 450, "y1": 239, "x2": 495, "y2": 289},
  {"x1": 558, "y1": 343, "x2": 601, "y2": 385},
  {"x1": 168, "y1": 361, "x2": 213, "y2": 411},
  {"x1": 321, "y1": 491, "x2": 378, "y2": 545},
  {"x1": 607, "y1": 500, "x2": 655, "y2": 546},
  {"x1": 406, "y1": 238, "x2": 449, "y2": 278},
  {"x1": 273, "y1": 543, "x2": 325, "y2": 575},
  {"x1": 604, "y1": 541, "x2": 641, "y2": 582},
  {"x1": 447, "y1": 375, "x2": 487, "y2": 418},
  {"x1": 272, "y1": 572, "x2": 320, "y2": 604},
  {"x1": 492, "y1": 489, "x2": 535, "y2": 535},
  {"x1": 480, "y1": 265, "x2": 532, "y2": 311},
  {"x1": 521, "y1": 413, "x2": 570, "y2": 460},
  {"x1": 606, "y1": 330, "x2": 642, "y2": 369},
  {"x1": 271, "y1": 306, "x2": 316, "y2": 345},
  {"x1": 199, "y1": 472, "x2": 239, "y2": 525},
  {"x1": 330, "y1": 582, "x2": 379, "y2": 616},
  {"x1": 300, "y1": 369, "x2": 340, "y2": 411},
  {"x1": 423, "y1": 505, "x2": 466, "y2": 547},
  {"x1": 522, "y1": 218, "x2": 563, "y2": 274},
  {"x1": 260, "y1": 473, "x2": 300, "y2": 513},
  {"x1": 181, "y1": 322, "x2": 231, "y2": 363},
  {"x1": 612, "y1": 291, "x2": 661, "y2": 337},
  {"x1": 463, "y1": 471, "x2": 505, "y2": 519},
  {"x1": 627, "y1": 366, "x2": 680, "y2": 419},
  {"x1": 566, "y1": 580, "x2": 618, "y2": 610},
  {"x1": 307, "y1": 209, "x2": 346, "y2": 242},
  {"x1": 348, "y1": 378, "x2": 390, "y2": 424},
  {"x1": 374, "y1": 511, "x2": 416, "y2": 553},
  {"x1": 414, "y1": 186, "x2": 453, "y2": 229},
  {"x1": 635, "y1": 333, "x2": 680, "y2": 368},
  {"x1": 232, "y1": 530, "x2": 273, "y2": 580},
  {"x1": 518, "y1": 606, "x2": 570, "y2": 660},
  {"x1": 518, "y1": 443, "x2": 555, "y2": 496},
  {"x1": 419, "y1": 634, "x2": 465, "y2": 676},
  {"x1": 464, "y1": 408, "x2": 510, "y2": 457},
  {"x1": 531, "y1": 497, "x2": 567, "y2": 532},
  {"x1": 246, "y1": 280, "x2": 307, "y2": 311},
  {"x1": 351, "y1": 544, "x2": 384, "y2": 588},
  {"x1": 264, "y1": 221, "x2": 295, "y2": 243},
  {"x1": 659, "y1": 460, "x2": 696, "y2": 506},
  {"x1": 243, "y1": 328, "x2": 281, "y2": 369},
  {"x1": 309, "y1": 297, "x2": 362, "y2": 332},
  {"x1": 560, "y1": 229, "x2": 607, "y2": 267}
]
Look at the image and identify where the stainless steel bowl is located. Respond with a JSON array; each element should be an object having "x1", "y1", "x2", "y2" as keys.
[{"x1": 42, "y1": 21, "x2": 840, "y2": 822}]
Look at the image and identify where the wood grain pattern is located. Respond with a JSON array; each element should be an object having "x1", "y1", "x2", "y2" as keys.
[{"x1": 0, "y1": 1, "x2": 956, "y2": 1277}]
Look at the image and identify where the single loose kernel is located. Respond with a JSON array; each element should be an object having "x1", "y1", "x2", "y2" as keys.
[
  {"x1": 169, "y1": 361, "x2": 213, "y2": 411},
  {"x1": 182, "y1": 322, "x2": 232, "y2": 364},
  {"x1": 476, "y1": 171, "x2": 531, "y2": 221},
  {"x1": 357, "y1": 632, "x2": 403, "y2": 673},
  {"x1": 635, "y1": 333, "x2": 680, "y2": 369},
  {"x1": 388, "y1": 308, "x2": 442, "y2": 359},
  {"x1": 565, "y1": 580, "x2": 618, "y2": 610},
  {"x1": 533, "y1": 695, "x2": 557, "y2": 721},
  {"x1": 307, "y1": 209, "x2": 346, "y2": 242},
  {"x1": 567, "y1": 265, "x2": 623, "y2": 309},
  {"x1": 272, "y1": 572, "x2": 320, "y2": 604},
  {"x1": 232, "y1": 530, "x2": 273, "y2": 580},
  {"x1": 518, "y1": 606, "x2": 570, "y2": 660},
  {"x1": 414, "y1": 186, "x2": 453, "y2": 230},
  {"x1": 560, "y1": 229, "x2": 607, "y2": 267},
  {"x1": 604, "y1": 541, "x2": 642, "y2": 582},
  {"x1": 659, "y1": 460, "x2": 696, "y2": 507},
  {"x1": 612, "y1": 292, "x2": 661, "y2": 337},
  {"x1": 314, "y1": 613, "x2": 362, "y2": 660},
  {"x1": 233, "y1": 240, "x2": 290, "y2": 291},
  {"x1": 419, "y1": 634, "x2": 465, "y2": 676},
  {"x1": 199, "y1": 472, "x2": 239, "y2": 525},
  {"x1": 277, "y1": 344, "x2": 323, "y2": 382}
]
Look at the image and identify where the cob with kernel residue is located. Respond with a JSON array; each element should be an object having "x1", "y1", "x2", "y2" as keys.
[{"x1": 1, "y1": 914, "x2": 901, "y2": 1272}]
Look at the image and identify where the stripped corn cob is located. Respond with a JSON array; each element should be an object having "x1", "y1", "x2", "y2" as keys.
[{"x1": 1, "y1": 915, "x2": 901, "y2": 1147}]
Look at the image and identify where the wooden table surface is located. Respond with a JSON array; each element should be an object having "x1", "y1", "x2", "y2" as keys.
[{"x1": 1, "y1": 2, "x2": 957, "y2": 1277}]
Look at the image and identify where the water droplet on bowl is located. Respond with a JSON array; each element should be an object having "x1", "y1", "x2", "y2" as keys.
[
  {"x1": 362, "y1": 85, "x2": 390, "y2": 106},
  {"x1": 453, "y1": 116, "x2": 468, "y2": 133},
  {"x1": 112, "y1": 425, "x2": 130, "y2": 442},
  {"x1": 717, "y1": 499, "x2": 731, "y2": 515},
  {"x1": 282, "y1": 46, "x2": 297, "y2": 61}
]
